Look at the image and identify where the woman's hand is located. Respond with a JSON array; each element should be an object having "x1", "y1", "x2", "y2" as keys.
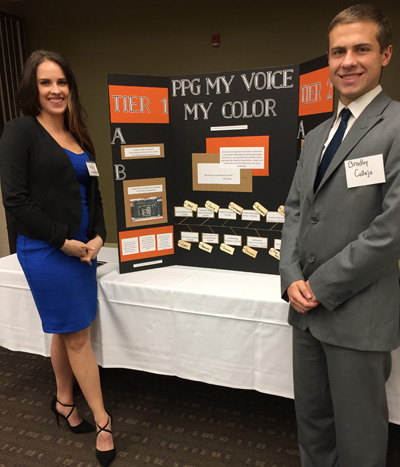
[
  {"x1": 82, "y1": 235, "x2": 103, "y2": 265},
  {"x1": 61, "y1": 235, "x2": 103, "y2": 265},
  {"x1": 61, "y1": 239, "x2": 91, "y2": 259}
]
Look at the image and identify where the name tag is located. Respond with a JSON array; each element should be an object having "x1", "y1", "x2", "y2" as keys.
[
  {"x1": 344, "y1": 154, "x2": 385, "y2": 188},
  {"x1": 86, "y1": 161, "x2": 99, "y2": 177}
]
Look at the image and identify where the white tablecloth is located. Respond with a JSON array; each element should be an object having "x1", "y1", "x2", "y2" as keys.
[{"x1": 0, "y1": 248, "x2": 399, "y2": 424}]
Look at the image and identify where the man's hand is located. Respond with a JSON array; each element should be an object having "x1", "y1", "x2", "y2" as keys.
[{"x1": 287, "y1": 280, "x2": 319, "y2": 314}]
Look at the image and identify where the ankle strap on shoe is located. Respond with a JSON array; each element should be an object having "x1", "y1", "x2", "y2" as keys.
[
  {"x1": 56, "y1": 398, "x2": 75, "y2": 421},
  {"x1": 96, "y1": 417, "x2": 112, "y2": 437}
]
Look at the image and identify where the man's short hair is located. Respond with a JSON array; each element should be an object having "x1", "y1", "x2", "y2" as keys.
[{"x1": 327, "y1": 4, "x2": 392, "y2": 53}]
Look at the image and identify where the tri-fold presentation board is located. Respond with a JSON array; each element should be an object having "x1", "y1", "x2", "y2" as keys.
[{"x1": 107, "y1": 56, "x2": 333, "y2": 275}]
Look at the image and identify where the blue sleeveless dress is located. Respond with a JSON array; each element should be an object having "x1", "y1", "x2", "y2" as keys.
[{"x1": 17, "y1": 149, "x2": 98, "y2": 334}]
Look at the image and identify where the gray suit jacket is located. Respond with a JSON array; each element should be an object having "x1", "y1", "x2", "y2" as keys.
[{"x1": 280, "y1": 91, "x2": 400, "y2": 351}]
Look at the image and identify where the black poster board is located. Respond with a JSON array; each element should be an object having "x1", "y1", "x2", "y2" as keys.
[{"x1": 107, "y1": 56, "x2": 333, "y2": 275}]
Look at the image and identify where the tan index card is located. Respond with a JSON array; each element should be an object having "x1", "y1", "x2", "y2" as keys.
[
  {"x1": 243, "y1": 245, "x2": 258, "y2": 258},
  {"x1": 228, "y1": 201, "x2": 244, "y2": 215},
  {"x1": 269, "y1": 248, "x2": 281, "y2": 260},
  {"x1": 205, "y1": 200, "x2": 220, "y2": 213},
  {"x1": 178, "y1": 240, "x2": 191, "y2": 250},
  {"x1": 199, "y1": 242, "x2": 213, "y2": 253},
  {"x1": 184, "y1": 200, "x2": 198, "y2": 212},
  {"x1": 220, "y1": 243, "x2": 235, "y2": 255},
  {"x1": 253, "y1": 201, "x2": 268, "y2": 217}
]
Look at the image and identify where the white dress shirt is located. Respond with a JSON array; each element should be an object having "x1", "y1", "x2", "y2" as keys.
[{"x1": 321, "y1": 85, "x2": 383, "y2": 159}]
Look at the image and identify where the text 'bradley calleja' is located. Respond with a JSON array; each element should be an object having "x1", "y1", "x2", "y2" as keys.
[
  {"x1": 347, "y1": 158, "x2": 373, "y2": 178},
  {"x1": 345, "y1": 154, "x2": 386, "y2": 189}
]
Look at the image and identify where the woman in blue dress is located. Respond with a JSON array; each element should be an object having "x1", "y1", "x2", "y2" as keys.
[{"x1": 0, "y1": 50, "x2": 115, "y2": 467}]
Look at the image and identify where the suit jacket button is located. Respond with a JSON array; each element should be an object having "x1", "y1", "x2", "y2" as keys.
[
  {"x1": 311, "y1": 217, "x2": 319, "y2": 224},
  {"x1": 308, "y1": 256, "x2": 315, "y2": 263}
]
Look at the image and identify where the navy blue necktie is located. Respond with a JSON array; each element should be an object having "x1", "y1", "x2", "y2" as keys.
[{"x1": 314, "y1": 108, "x2": 352, "y2": 191}]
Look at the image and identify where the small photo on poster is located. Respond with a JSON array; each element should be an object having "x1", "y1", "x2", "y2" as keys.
[
  {"x1": 130, "y1": 196, "x2": 163, "y2": 223},
  {"x1": 123, "y1": 178, "x2": 168, "y2": 228}
]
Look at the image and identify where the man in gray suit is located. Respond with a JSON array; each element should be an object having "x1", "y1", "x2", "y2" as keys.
[{"x1": 280, "y1": 4, "x2": 400, "y2": 467}]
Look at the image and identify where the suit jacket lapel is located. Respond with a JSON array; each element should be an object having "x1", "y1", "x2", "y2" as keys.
[
  {"x1": 306, "y1": 117, "x2": 335, "y2": 200},
  {"x1": 315, "y1": 92, "x2": 391, "y2": 194}
]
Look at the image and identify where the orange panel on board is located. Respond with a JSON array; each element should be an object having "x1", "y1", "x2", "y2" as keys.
[
  {"x1": 119, "y1": 225, "x2": 174, "y2": 262},
  {"x1": 299, "y1": 67, "x2": 334, "y2": 116},
  {"x1": 206, "y1": 135, "x2": 269, "y2": 176},
  {"x1": 109, "y1": 85, "x2": 169, "y2": 124}
]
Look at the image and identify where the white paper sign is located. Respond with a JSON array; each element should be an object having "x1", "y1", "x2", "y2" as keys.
[
  {"x1": 139, "y1": 235, "x2": 156, "y2": 253},
  {"x1": 197, "y1": 207, "x2": 214, "y2": 218},
  {"x1": 181, "y1": 231, "x2": 199, "y2": 243},
  {"x1": 242, "y1": 210, "x2": 261, "y2": 222},
  {"x1": 247, "y1": 236, "x2": 268, "y2": 249},
  {"x1": 86, "y1": 161, "x2": 99, "y2": 176},
  {"x1": 218, "y1": 209, "x2": 237, "y2": 220},
  {"x1": 134, "y1": 260, "x2": 162, "y2": 268},
  {"x1": 124, "y1": 146, "x2": 161, "y2": 158},
  {"x1": 121, "y1": 237, "x2": 139, "y2": 256},
  {"x1": 211, "y1": 125, "x2": 248, "y2": 131},
  {"x1": 198, "y1": 163, "x2": 240, "y2": 184},
  {"x1": 345, "y1": 154, "x2": 385, "y2": 188},
  {"x1": 128, "y1": 184, "x2": 163, "y2": 195},
  {"x1": 267, "y1": 212, "x2": 285, "y2": 223},
  {"x1": 174, "y1": 207, "x2": 193, "y2": 217},
  {"x1": 220, "y1": 147, "x2": 264, "y2": 169},
  {"x1": 157, "y1": 233, "x2": 173, "y2": 251},
  {"x1": 224, "y1": 235, "x2": 242, "y2": 246},
  {"x1": 202, "y1": 233, "x2": 219, "y2": 244}
]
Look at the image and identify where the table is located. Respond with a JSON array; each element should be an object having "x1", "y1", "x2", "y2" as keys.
[{"x1": 0, "y1": 248, "x2": 399, "y2": 424}]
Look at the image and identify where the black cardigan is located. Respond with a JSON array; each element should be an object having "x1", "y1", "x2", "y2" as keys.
[{"x1": 0, "y1": 116, "x2": 106, "y2": 248}]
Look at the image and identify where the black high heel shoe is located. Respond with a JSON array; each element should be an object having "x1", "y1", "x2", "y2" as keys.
[
  {"x1": 50, "y1": 396, "x2": 95, "y2": 434},
  {"x1": 95, "y1": 415, "x2": 116, "y2": 467}
]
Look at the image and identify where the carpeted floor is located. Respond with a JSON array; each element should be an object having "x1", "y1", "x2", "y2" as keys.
[{"x1": 0, "y1": 346, "x2": 399, "y2": 466}]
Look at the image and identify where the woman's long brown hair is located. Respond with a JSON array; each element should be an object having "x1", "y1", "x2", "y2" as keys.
[{"x1": 16, "y1": 49, "x2": 95, "y2": 156}]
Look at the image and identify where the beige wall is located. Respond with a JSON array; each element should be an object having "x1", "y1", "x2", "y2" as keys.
[
  {"x1": 3, "y1": 0, "x2": 400, "y2": 243},
  {"x1": 0, "y1": 191, "x2": 10, "y2": 257},
  {"x1": 1, "y1": 1, "x2": 13, "y2": 255}
]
